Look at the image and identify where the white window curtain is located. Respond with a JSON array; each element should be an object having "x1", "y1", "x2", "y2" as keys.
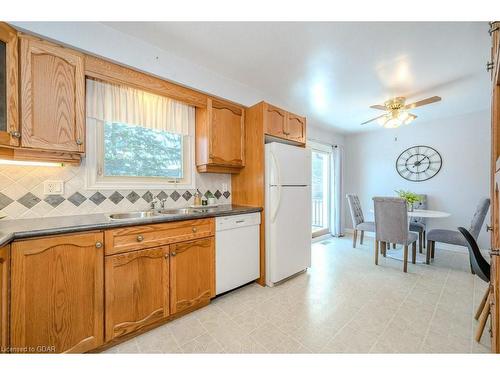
[
  {"x1": 330, "y1": 145, "x2": 344, "y2": 237},
  {"x1": 86, "y1": 78, "x2": 193, "y2": 134}
]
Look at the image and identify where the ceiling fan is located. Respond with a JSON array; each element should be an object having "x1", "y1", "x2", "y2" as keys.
[{"x1": 361, "y1": 96, "x2": 442, "y2": 128}]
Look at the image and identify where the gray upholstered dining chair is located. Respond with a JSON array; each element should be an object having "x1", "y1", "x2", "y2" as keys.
[
  {"x1": 373, "y1": 197, "x2": 418, "y2": 273},
  {"x1": 426, "y1": 198, "x2": 490, "y2": 264},
  {"x1": 409, "y1": 194, "x2": 427, "y2": 254},
  {"x1": 346, "y1": 194, "x2": 375, "y2": 248}
]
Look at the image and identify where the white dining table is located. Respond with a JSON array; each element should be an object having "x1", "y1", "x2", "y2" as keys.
[
  {"x1": 369, "y1": 208, "x2": 450, "y2": 218},
  {"x1": 407, "y1": 209, "x2": 450, "y2": 218},
  {"x1": 368, "y1": 208, "x2": 451, "y2": 264}
]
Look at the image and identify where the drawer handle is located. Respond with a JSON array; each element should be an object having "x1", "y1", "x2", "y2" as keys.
[
  {"x1": 136, "y1": 235, "x2": 144, "y2": 242},
  {"x1": 171, "y1": 252, "x2": 177, "y2": 257},
  {"x1": 192, "y1": 227, "x2": 197, "y2": 233},
  {"x1": 236, "y1": 220, "x2": 245, "y2": 223},
  {"x1": 95, "y1": 241, "x2": 103, "y2": 249}
]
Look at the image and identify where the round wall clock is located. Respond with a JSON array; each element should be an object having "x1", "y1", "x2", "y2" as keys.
[{"x1": 395, "y1": 145, "x2": 442, "y2": 182}]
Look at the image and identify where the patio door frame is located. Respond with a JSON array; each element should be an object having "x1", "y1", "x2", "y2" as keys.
[{"x1": 309, "y1": 140, "x2": 333, "y2": 238}]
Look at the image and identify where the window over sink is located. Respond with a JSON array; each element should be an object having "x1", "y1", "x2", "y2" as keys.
[{"x1": 85, "y1": 79, "x2": 195, "y2": 190}]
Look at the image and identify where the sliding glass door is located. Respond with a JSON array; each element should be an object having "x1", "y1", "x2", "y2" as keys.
[{"x1": 311, "y1": 145, "x2": 331, "y2": 237}]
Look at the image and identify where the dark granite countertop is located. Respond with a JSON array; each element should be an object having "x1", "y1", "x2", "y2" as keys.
[{"x1": 0, "y1": 204, "x2": 262, "y2": 247}]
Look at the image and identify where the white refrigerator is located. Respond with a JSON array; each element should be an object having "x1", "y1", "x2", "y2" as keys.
[{"x1": 265, "y1": 142, "x2": 312, "y2": 287}]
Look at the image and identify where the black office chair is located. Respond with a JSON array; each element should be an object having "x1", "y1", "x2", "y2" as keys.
[{"x1": 458, "y1": 227, "x2": 490, "y2": 342}]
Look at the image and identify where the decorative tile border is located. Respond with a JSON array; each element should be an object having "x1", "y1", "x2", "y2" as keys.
[
  {"x1": 0, "y1": 189, "x2": 230, "y2": 210},
  {"x1": 0, "y1": 163, "x2": 232, "y2": 220}
]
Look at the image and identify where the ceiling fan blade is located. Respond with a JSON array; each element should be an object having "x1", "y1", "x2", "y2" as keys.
[
  {"x1": 369, "y1": 104, "x2": 387, "y2": 110},
  {"x1": 403, "y1": 96, "x2": 442, "y2": 110},
  {"x1": 361, "y1": 114, "x2": 386, "y2": 125}
]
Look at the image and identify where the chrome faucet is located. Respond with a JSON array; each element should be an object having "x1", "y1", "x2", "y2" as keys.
[{"x1": 151, "y1": 196, "x2": 167, "y2": 210}]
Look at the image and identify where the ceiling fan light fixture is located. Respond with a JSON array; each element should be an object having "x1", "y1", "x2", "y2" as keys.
[
  {"x1": 398, "y1": 110, "x2": 409, "y2": 121},
  {"x1": 384, "y1": 117, "x2": 402, "y2": 129}
]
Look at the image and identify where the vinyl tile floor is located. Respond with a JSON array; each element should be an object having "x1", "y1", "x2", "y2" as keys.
[{"x1": 104, "y1": 236, "x2": 492, "y2": 353}]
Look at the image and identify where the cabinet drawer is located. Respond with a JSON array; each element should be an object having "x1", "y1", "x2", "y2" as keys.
[{"x1": 104, "y1": 218, "x2": 215, "y2": 255}]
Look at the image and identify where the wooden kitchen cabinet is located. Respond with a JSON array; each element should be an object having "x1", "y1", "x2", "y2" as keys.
[
  {"x1": 105, "y1": 246, "x2": 170, "y2": 342},
  {"x1": 0, "y1": 245, "x2": 9, "y2": 353},
  {"x1": 19, "y1": 35, "x2": 85, "y2": 154},
  {"x1": 264, "y1": 102, "x2": 287, "y2": 139},
  {"x1": 262, "y1": 102, "x2": 306, "y2": 146},
  {"x1": 170, "y1": 237, "x2": 215, "y2": 314},
  {"x1": 286, "y1": 113, "x2": 306, "y2": 144},
  {"x1": 196, "y1": 97, "x2": 245, "y2": 173},
  {"x1": 11, "y1": 232, "x2": 104, "y2": 353},
  {"x1": 0, "y1": 23, "x2": 19, "y2": 148}
]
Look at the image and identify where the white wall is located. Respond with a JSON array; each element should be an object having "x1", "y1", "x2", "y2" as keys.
[
  {"x1": 308, "y1": 125, "x2": 345, "y2": 146},
  {"x1": 344, "y1": 110, "x2": 491, "y2": 248}
]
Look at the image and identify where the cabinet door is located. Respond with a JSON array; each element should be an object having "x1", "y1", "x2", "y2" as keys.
[
  {"x1": 20, "y1": 36, "x2": 85, "y2": 153},
  {"x1": 105, "y1": 246, "x2": 170, "y2": 342},
  {"x1": 170, "y1": 237, "x2": 215, "y2": 314},
  {"x1": 0, "y1": 245, "x2": 9, "y2": 353},
  {"x1": 264, "y1": 103, "x2": 287, "y2": 139},
  {"x1": 210, "y1": 99, "x2": 245, "y2": 167},
  {"x1": 492, "y1": 170, "x2": 500, "y2": 352},
  {"x1": 286, "y1": 113, "x2": 306, "y2": 144},
  {"x1": 11, "y1": 232, "x2": 104, "y2": 353},
  {"x1": 0, "y1": 23, "x2": 19, "y2": 147}
]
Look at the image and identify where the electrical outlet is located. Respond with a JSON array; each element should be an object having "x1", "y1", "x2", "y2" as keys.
[
  {"x1": 222, "y1": 183, "x2": 228, "y2": 192},
  {"x1": 44, "y1": 180, "x2": 64, "y2": 195}
]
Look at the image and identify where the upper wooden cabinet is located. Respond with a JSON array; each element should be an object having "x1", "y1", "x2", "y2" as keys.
[
  {"x1": 196, "y1": 97, "x2": 245, "y2": 173},
  {"x1": 19, "y1": 35, "x2": 85, "y2": 154},
  {"x1": 490, "y1": 22, "x2": 500, "y2": 83},
  {"x1": 262, "y1": 102, "x2": 306, "y2": 145},
  {"x1": 286, "y1": 113, "x2": 306, "y2": 144},
  {"x1": 170, "y1": 237, "x2": 215, "y2": 314},
  {"x1": 0, "y1": 245, "x2": 9, "y2": 353},
  {"x1": 0, "y1": 23, "x2": 19, "y2": 147},
  {"x1": 11, "y1": 232, "x2": 104, "y2": 353},
  {"x1": 264, "y1": 103, "x2": 287, "y2": 139},
  {"x1": 105, "y1": 246, "x2": 170, "y2": 342}
]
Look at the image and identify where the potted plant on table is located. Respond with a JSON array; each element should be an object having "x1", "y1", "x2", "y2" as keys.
[{"x1": 395, "y1": 190, "x2": 422, "y2": 212}]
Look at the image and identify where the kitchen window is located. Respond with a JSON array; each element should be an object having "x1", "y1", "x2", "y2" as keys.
[{"x1": 85, "y1": 79, "x2": 195, "y2": 190}]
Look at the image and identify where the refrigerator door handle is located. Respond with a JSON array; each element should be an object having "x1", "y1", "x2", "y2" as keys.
[{"x1": 270, "y1": 151, "x2": 282, "y2": 223}]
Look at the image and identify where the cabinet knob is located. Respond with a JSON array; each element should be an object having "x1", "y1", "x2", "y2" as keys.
[
  {"x1": 10, "y1": 131, "x2": 21, "y2": 139},
  {"x1": 136, "y1": 235, "x2": 144, "y2": 242},
  {"x1": 164, "y1": 253, "x2": 169, "y2": 258},
  {"x1": 95, "y1": 242, "x2": 103, "y2": 248},
  {"x1": 171, "y1": 251, "x2": 177, "y2": 257},
  {"x1": 76, "y1": 138, "x2": 83, "y2": 146},
  {"x1": 192, "y1": 227, "x2": 197, "y2": 233}
]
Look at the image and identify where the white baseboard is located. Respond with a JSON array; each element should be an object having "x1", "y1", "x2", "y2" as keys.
[
  {"x1": 312, "y1": 233, "x2": 335, "y2": 243},
  {"x1": 344, "y1": 228, "x2": 468, "y2": 254}
]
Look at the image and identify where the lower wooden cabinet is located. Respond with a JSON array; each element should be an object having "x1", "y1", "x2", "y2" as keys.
[
  {"x1": 105, "y1": 246, "x2": 170, "y2": 342},
  {"x1": 10, "y1": 232, "x2": 104, "y2": 353},
  {"x1": 0, "y1": 245, "x2": 9, "y2": 353},
  {"x1": 170, "y1": 237, "x2": 215, "y2": 314}
]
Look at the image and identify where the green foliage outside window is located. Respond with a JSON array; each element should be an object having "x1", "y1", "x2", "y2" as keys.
[{"x1": 104, "y1": 122, "x2": 183, "y2": 179}]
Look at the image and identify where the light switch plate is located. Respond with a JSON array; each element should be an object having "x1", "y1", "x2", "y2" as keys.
[{"x1": 44, "y1": 180, "x2": 64, "y2": 195}]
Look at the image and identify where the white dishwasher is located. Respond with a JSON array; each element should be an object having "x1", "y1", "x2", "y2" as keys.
[{"x1": 216, "y1": 212, "x2": 260, "y2": 295}]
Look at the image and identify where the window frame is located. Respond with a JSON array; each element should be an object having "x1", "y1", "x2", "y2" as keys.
[{"x1": 85, "y1": 117, "x2": 196, "y2": 191}]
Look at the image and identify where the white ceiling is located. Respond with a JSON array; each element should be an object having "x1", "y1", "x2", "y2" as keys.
[{"x1": 104, "y1": 22, "x2": 491, "y2": 134}]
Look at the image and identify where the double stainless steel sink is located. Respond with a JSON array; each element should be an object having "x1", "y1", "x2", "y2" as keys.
[{"x1": 108, "y1": 207, "x2": 216, "y2": 220}]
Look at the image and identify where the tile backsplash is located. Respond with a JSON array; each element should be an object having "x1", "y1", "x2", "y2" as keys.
[{"x1": 0, "y1": 160, "x2": 231, "y2": 220}]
